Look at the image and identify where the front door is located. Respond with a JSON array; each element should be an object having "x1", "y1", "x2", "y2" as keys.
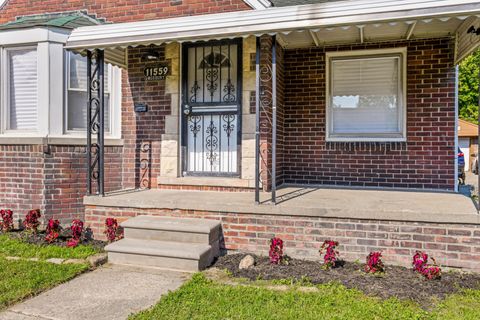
[{"x1": 182, "y1": 40, "x2": 242, "y2": 176}]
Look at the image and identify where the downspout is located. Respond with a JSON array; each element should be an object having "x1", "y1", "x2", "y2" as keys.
[{"x1": 455, "y1": 64, "x2": 459, "y2": 193}]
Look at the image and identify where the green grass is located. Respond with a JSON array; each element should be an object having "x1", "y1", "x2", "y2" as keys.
[
  {"x1": 0, "y1": 234, "x2": 100, "y2": 260},
  {"x1": 131, "y1": 274, "x2": 480, "y2": 320},
  {"x1": 0, "y1": 257, "x2": 88, "y2": 310}
]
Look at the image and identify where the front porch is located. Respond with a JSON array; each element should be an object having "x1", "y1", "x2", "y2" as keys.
[{"x1": 85, "y1": 186, "x2": 480, "y2": 270}]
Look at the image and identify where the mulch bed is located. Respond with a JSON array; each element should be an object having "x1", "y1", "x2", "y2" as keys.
[
  {"x1": 213, "y1": 254, "x2": 480, "y2": 308},
  {"x1": 5, "y1": 229, "x2": 106, "y2": 250}
]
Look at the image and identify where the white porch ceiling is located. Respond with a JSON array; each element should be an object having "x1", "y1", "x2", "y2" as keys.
[{"x1": 65, "y1": 0, "x2": 480, "y2": 68}]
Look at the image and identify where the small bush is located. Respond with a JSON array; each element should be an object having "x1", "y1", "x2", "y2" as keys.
[
  {"x1": 45, "y1": 219, "x2": 61, "y2": 243},
  {"x1": 269, "y1": 237, "x2": 285, "y2": 265},
  {"x1": 412, "y1": 251, "x2": 441, "y2": 280},
  {"x1": 365, "y1": 251, "x2": 385, "y2": 274},
  {"x1": 67, "y1": 220, "x2": 84, "y2": 248},
  {"x1": 0, "y1": 209, "x2": 14, "y2": 232},
  {"x1": 104, "y1": 218, "x2": 122, "y2": 242},
  {"x1": 23, "y1": 209, "x2": 41, "y2": 233},
  {"x1": 319, "y1": 240, "x2": 339, "y2": 270}
]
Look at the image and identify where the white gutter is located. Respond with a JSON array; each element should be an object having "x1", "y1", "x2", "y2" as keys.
[{"x1": 66, "y1": 0, "x2": 480, "y2": 49}]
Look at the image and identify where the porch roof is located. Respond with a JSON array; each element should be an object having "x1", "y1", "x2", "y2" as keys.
[{"x1": 66, "y1": 0, "x2": 480, "y2": 68}]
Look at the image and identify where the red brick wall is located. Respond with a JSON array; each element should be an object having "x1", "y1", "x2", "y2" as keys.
[
  {"x1": 85, "y1": 206, "x2": 480, "y2": 271},
  {"x1": 122, "y1": 46, "x2": 170, "y2": 189},
  {"x1": 0, "y1": 0, "x2": 251, "y2": 24},
  {"x1": 0, "y1": 145, "x2": 122, "y2": 224},
  {"x1": 282, "y1": 38, "x2": 456, "y2": 190},
  {"x1": 43, "y1": 146, "x2": 123, "y2": 223},
  {"x1": 0, "y1": 145, "x2": 45, "y2": 217}
]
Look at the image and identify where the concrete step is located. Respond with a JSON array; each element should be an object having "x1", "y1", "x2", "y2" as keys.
[
  {"x1": 122, "y1": 216, "x2": 221, "y2": 244},
  {"x1": 105, "y1": 238, "x2": 215, "y2": 272}
]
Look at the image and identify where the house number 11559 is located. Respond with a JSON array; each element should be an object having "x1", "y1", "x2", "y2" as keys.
[{"x1": 144, "y1": 65, "x2": 169, "y2": 81}]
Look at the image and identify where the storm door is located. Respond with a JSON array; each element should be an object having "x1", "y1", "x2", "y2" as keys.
[{"x1": 182, "y1": 40, "x2": 242, "y2": 176}]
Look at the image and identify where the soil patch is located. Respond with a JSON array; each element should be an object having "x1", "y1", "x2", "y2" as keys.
[
  {"x1": 6, "y1": 229, "x2": 106, "y2": 251},
  {"x1": 213, "y1": 254, "x2": 480, "y2": 309}
]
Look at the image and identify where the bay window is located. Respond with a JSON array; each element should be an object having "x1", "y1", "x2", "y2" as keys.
[
  {"x1": 66, "y1": 51, "x2": 114, "y2": 134},
  {"x1": 0, "y1": 26, "x2": 121, "y2": 143},
  {"x1": 326, "y1": 48, "x2": 407, "y2": 141},
  {"x1": 5, "y1": 47, "x2": 38, "y2": 131}
]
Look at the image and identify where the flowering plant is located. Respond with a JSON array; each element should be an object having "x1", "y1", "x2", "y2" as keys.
[
  {"x1": 269, "y1": 237, "x2": 285, "y2": 264},
  {"x1": 412, "y1": 251, "x2": 441, "y2": 280},
  {"x1": 104, "y1": 218, "x2": 122, "y2": 242},
  {"x1": 319, "y1": 240, "x2": 339, "y2": 269},
  {"x1": 67, "y1": 219, "x2": 84, "y2": 248},
  {"x1": 45, "y1": 219, "x2": 61, "y2": 243},
  {"x1": 365, "y1": 251, "x2": 385, "y2": 274},
  {"x1": 23, "y1": 209, "x2": 41, "y2": 233},
  {"x1": 0, "y1": 209, "x2": 14, "y2": 232}
]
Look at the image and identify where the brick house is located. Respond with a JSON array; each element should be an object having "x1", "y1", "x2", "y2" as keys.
[{"x1": 2, "y1": 0, "x2": 480, "y2": 271}]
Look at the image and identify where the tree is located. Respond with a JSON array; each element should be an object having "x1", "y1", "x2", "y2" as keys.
[{"x1": 459, "y1": 49, "x2": 480, "y2": 124}]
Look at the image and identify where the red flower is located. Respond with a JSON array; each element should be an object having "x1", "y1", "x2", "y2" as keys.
[
  {"x1": 412, "y1": 251, "x2": 441, "y2": 280},
  {"x1": 45, "y1": 219, "x2": 61, "y2": 243},
  {"x1": 365, "y1": 251, "x2": 385, "y2": 274},
  {"x1": 23, "y1": 209, "x2": 41, "y2": 233},
  {"x1": 104, "y1": 218, "x2": 122, "y2": 242},
  {"x1": 68, "y1": 220, "x2": 84, "y2": 248},
  {"x1": 269, "y1": 237, "x2": 284, "y2": 264},
  {"x1": 0, "y1": 209, "x2": 14, "y2": 232},
  {"x1": 319, "y1": 240, "x2": 339, "y2": 269}
]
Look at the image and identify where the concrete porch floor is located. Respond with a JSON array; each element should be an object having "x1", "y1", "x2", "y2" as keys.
[{"x1": 85, "y1": 187, "x2": 480, "y2": 225}]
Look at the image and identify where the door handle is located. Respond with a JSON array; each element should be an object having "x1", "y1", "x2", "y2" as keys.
[{"x1": 183, "y1": 105, "x2": 192, "y2": 115}]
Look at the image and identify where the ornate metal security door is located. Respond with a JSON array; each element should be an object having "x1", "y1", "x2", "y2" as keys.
[{"x1": 182, "y1": 40, "x2": 242, "y2": 176}]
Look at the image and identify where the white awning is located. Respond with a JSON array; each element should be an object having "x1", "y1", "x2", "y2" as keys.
[{"x1": 65, "y1": 0, "x2": 480, "y2": 67}]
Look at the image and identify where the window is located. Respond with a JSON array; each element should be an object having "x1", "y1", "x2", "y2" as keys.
[
  {"x1": 66, "y1": 51, "x2": 113, "y2": 133},
  {"x1": 326, "y1": 48, "x2": 406, "y2": 141},
  {"x1": 6, "y1": 47, "x2": 38, "y2": 131}
]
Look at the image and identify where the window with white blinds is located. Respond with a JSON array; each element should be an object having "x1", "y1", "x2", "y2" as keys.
[
  {"x1": 67, "y1": 51, "x2": 111, "y2": 132},
  {"x1": 327, "y1": 49, "x2": 406, "y2": 141},
  {"x1": 7, "y1": 48, "x2": 38, "y2": 131}
]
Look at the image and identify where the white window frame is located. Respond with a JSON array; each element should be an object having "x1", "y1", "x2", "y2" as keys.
[
  {"x1": 1, "y1": 45, "x2": 39, "y2": 133},
  {"x1": 325, "y1": 47, "x2": 407, "y2": 142},
  {"x1": 64, "y1": 51, "x2": 122, "y2": 138}
]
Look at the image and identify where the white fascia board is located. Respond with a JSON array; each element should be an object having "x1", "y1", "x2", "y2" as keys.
[
  {"x1": 0, "y1": 27, "x2": 70, "y2": 46},
  {"x1": 66, "y1": 0, "x2": 480, "y2": 49},
  {"x1": 243, "y1": 0, "x2": 271, "y2": 9}
]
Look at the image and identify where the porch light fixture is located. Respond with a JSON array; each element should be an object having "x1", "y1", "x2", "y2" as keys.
[
  {"x1": 141, "y1": 47, "x2": 161, "y2": 61},
  {"x1": 467, "y1": 25, "x2": 480, "y2": 35}
]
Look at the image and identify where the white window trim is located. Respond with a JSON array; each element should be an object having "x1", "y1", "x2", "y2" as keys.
[
  {"x1": 325, "y1": 47, "x2": 407, "y2": 142},
  {"x1": 0, "y1": 45, "x2": 39, "y2": 134},
  {"x1": 63, "y1": 51, "x2": 122, "y2": 139}
]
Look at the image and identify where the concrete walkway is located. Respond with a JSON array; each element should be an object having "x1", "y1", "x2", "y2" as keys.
[{"x1": 1, "y1": 265, "x2": 190, "y2": 320}]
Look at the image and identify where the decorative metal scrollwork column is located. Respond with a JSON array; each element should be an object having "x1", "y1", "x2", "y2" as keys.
[
  {"x1": 87, "y1": 49, "x2": 105, "y2": 196},
  {"x1": 140, "y1": 142, "x2": 152, "y2": 189},
  {"x1": 255, "y1": 36, "x2": 277, "y2": 204}
]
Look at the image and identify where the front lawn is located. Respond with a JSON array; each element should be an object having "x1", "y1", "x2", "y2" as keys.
[
  {"x1": 0, "y1": 257, "x2": 88, "y2": 310},
  {"x1": 0, "y1": 234, "x2": 100, "y2": 260},
  {"x1": 130, "y1": 273, "x2": 480, "y2": 320}
]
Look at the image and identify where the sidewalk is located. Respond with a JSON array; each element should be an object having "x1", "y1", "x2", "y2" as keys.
[{"x1": 1, "y1": 264, "x2": 189, "y2": 320}]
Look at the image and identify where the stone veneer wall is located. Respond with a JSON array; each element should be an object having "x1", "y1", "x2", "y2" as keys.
[{"x1": 85, "y1": 206, "x2": 480, "y2": 272}]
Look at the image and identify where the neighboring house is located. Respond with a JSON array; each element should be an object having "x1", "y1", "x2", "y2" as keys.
[
  {"x1": 2, "y1": 0, "x2": 480, "y2": 271},
  {"x1": 458, "y1": 119, "x2": 478, "y2": 171}
]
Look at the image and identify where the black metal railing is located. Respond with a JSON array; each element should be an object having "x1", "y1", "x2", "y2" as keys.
[
  {"x1": 86, "y1": 49, "x2": 105, "y2": 196},
  {"x1": 255, "y1": 36, "x2": 277, "y2": 204}
]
